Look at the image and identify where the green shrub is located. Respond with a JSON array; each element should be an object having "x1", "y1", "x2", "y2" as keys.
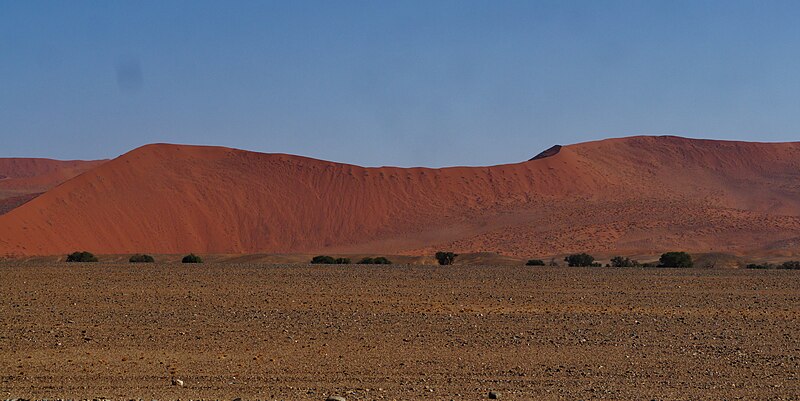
[
  {"x1": 311, "y1": 255, "x2": 350, "y2": 264},
  {"x1": 747, "y1": 261, "x2": 800, "y2": 269},
  {"x1": 129, "y1": 254, "x2": 155, "y2": 263},
  {"x1": 311, "y1": 255, "x2": 336, "y2": 264},
  {"x1": 564, "y1": 253, "x2": 594, "y2": 267},
  {"x1": 610, "y1": 256, "x2": 639, "y2": 267},
  {"x1": 435, "y1": 251, "x2": 458, "y2": 265},
  {"x1": 526, "y1": 259, "x2": 545, "y2": 266},
  {"x1": 181, "y1": 253, "x2": 203, "y2": 263},
  {"x1": 66, "y1": 251, "x2": 98, "y2": 263},
  {"x1": 658, "y1": 252, "x2": 693, "y2": 268},
  {"x1": 358, "y1": 256, "x2": 392, "y2": 265}
]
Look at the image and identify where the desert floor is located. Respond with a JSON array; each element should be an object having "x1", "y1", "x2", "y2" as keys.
[{"x1": 1, "y1": 264, "x2": 799, "y2": 400}]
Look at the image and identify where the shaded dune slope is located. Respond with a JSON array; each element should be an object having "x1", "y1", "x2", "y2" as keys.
[
  {"x1": 0, "y1": 158, "x2": 106, "y2": 214},
  {"x1": 1, "y1": 136, "x2": 800, "y2": 257}
]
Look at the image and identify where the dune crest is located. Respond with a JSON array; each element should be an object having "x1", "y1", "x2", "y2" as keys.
[{"x1": 1, "y1": 136, "x2": 800, "y2": 257}]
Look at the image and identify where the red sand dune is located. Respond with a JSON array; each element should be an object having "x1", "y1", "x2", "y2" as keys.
[
  {"x1": 1, "y1": 136, "x2": 800, "y2": 258},
  {"x1": 0, "y1": 158, "x2": 105, "y2": 214}
]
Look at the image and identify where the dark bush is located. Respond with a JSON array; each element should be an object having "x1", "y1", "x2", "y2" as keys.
[
  {"x1": 311, "y1": 255, "x2": 350, "y2": 264},
  {"x1": 526, "y1": 259, "x2": 545, "y2": 266},
  {"x1": 181, "y1": 253, "x2": 203, "y2": 263},
  {"x1": 564, "y1": 253, "x2": 594, "y2": 267},
  {"x1": 129, "y1": 254, "x2": 155, "y2": 263},
  {"x1": 311, "y1": 255, "x2": 336, "y2": 264},
  {"x1": 66, "y1": 251, "x2": 98, "y2": 263},
  {"x1": 610, "y1": 256, "x2": 639, "y2": 267},
  {"x1": 746, "y1": 262, "x2": 800, "y2": 269},
  {"x1": 358, "y1": 256, "x2": 393, "y2": 264},
  {"x1": 435, "y1": 251, "x2": 458, "y2": 265},
  {"x1": 658, "y1": 252, "x2": 693, "y2": 268}
]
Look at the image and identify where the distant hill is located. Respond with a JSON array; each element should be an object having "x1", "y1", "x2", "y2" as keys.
[
  {"x1": 1, "y1": 136, "x2": 800, "y2": 258},
  {"x1": 0, "y1": 158, "x2": 105, "y2": 215}
]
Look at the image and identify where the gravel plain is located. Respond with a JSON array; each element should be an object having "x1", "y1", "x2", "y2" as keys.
[{"x1": 1, "y1": 263, "x2": 799, "y2": 400}]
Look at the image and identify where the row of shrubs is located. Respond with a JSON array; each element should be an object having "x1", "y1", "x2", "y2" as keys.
[
  {"x1": 746, "y1": 261, "x2": 800, "y2": 270},
  {"x1": 310, "y1": 251, "x2": 458, "y2": 265},
  {"x1": 541, "y1": 253, "x2": 799, "y2": 269},
  {"x1": 68, "y1": 250, "x2": 456, "y2": 266},
  {"x1": 526, "y1": 252, "x2": 694, "y2": 268},
  {"x1": 311, "y1": 255, "x2": 393, "y2": 265},
  {"x1": 64, "y1": 250, "x2": 800, "y2": 269},
  {"x1": 66, "y1": 251, "x2": 202, "y2": 263},
  {"x1": 67, "y1": 251, "x2": 402, "y2": 265}
]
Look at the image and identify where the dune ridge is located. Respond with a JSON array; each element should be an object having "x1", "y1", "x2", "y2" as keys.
[{"x1": 1, "y1": 136, "x2": 800, "y2": 257}]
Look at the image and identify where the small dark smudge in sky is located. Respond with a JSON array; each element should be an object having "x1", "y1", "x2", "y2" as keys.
[{"x1": 115, "y1": 59, "x2": 143, "y2": 92}]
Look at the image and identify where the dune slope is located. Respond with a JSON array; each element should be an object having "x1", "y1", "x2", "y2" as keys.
[
  {"x1": 0, "y1": 158, "x2": 105, "y2": 214},
  {"x1": 1, "y1": 136, "x2": 800, "y2": 257}
]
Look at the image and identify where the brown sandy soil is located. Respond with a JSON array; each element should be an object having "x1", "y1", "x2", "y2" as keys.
[
  {"x1": 3, "y1": 136, "x2": 800, "y2": 258},
  {"x1": 1, "y1": 263, "x2": 798, "y2": 400}
]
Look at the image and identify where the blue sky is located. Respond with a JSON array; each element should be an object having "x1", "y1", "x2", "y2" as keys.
[{"x1": 2, "y1": 1, "x2": 800, "y2": 167}]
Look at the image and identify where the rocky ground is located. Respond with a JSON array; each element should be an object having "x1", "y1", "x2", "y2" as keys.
[{"x1": 1, "y1": 263, "x2": 798, "y2": 400}]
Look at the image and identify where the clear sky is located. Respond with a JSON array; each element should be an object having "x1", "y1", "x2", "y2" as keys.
[{"x1": 2, "y1": 1, "x2": 800, "y2": 167}]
